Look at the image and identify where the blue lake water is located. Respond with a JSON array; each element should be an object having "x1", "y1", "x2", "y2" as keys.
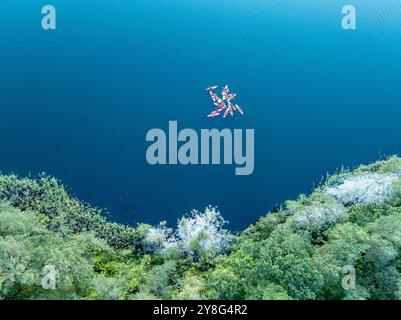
[{"x1": 1, "y1": 0, "x2": 401, "y2": 231}]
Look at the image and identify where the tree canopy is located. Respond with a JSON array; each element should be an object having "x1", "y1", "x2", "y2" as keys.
[{"x1": 2, "y1": 156, "x2": 401, "y2": 300}]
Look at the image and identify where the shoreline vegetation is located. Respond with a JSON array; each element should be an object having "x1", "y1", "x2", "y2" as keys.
[{"x1": 2, "y1": 156, "x2": 401, "y2": 299}]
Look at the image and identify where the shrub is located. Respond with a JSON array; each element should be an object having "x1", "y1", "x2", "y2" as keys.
[
  {"x1": 0, "y1": 174, "x2": 144, "y2": 250},
  {"x1": 324, "y1": 173, "x2": 400, "y2": 206},
  {"x1": 289, "y1": 195, "x2": 347, "y2": 234},
  {"x1": 176, "y1": 206, "x2": 234, "y2": 259},
  {"x1": 145, "y1": 206, "x2": 235, "y2": 260},
  {"x1": 0, "y1": 203, "x2": 96, "y2": 299}
]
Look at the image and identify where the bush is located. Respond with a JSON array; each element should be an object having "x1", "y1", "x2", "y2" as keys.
[
  {"x1": 0, "y1": 174, "x2": 144, "y2": 250},
  {"x1": 324, "y1": 173, "x2": 400, "y2": 206},
  {"x1": 0, "y1": 203, "x2": 97, "y2": 299},
  {"x1": 145, "y1": 206, "x2": 235, "y2": 260},
  {"x1": 3, "y1": 156, "x2": 401, "y2": 300}
]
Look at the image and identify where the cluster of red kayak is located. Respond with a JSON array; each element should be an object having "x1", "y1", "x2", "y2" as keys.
[{"x1": 205, "y1": 85, "x2": 244, "y2": 118}]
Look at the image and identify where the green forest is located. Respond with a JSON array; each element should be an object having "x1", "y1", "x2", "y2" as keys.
[{"x1": 2, "y1": 156, "x2": 401, "y2": 300}]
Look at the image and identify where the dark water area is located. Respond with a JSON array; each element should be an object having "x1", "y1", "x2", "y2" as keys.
[{"x1": 1, "y1": 1, "x2": 401, "y2": 231}]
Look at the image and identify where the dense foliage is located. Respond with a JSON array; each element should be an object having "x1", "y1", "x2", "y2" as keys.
[{"x1": 2, "y1": 156, "x2": 401, "y2": 300}]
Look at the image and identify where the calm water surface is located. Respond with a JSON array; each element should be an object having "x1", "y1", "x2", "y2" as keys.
[{"x1": 1, "y1": 1, "x2": 401, "y2": 230}]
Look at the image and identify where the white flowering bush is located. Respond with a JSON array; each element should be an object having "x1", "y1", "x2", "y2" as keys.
[
  {"x1": 176, "y1": 206, "x2": 234, "y2": 258},
  {"x1": 324, "y1": 173, "x2": 400, "y2": 206},
  {"x1": 145, "y1": 222, "x2": 174, "y2": 253},
  {"x1": 292, "y1": 201, "x2": 347, "y2": 233},
  {"x1": 145, "y1": 206, "x2": 234, "y2": 259}
]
